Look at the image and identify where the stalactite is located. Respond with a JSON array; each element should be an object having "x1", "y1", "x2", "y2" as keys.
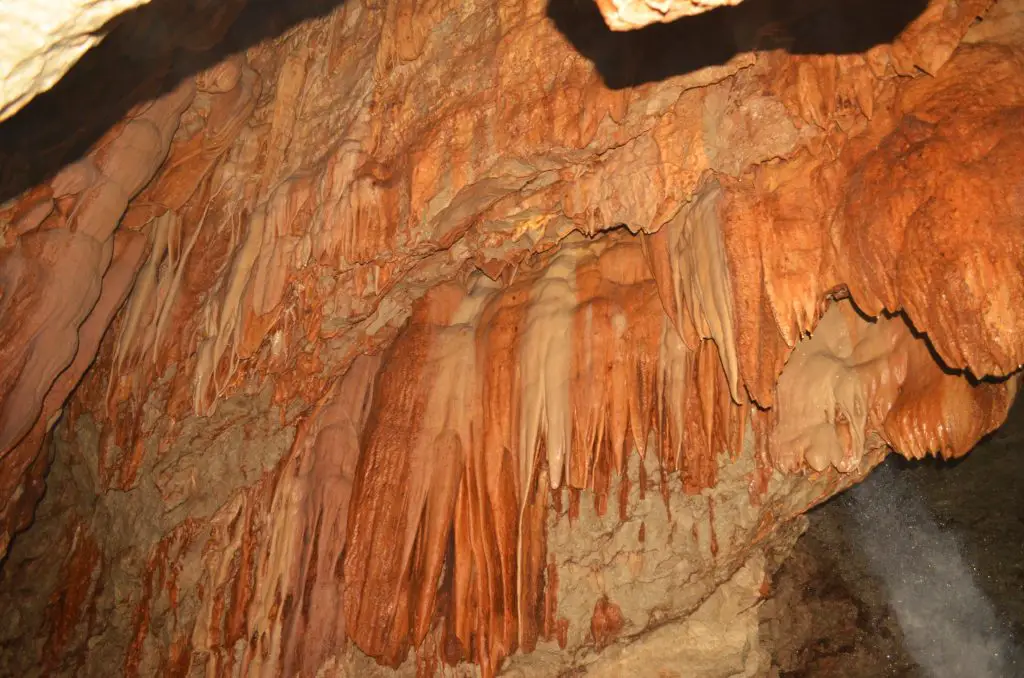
[{"x1": 344, "y1": 234, "x2": 758, "y2": 674}]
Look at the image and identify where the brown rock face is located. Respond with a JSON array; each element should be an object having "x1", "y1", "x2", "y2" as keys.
[{"x1": 0, "y1": 0, "x2": 1022, "y2": 676}]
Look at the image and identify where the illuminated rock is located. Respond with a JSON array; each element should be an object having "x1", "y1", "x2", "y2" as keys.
[{"x1": 0, "y1": 0, "x2": 1021, "y2": 676}]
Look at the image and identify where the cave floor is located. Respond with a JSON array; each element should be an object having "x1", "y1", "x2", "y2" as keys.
[{"x1": 761, "y1": 394, "x2": 1024, "y2": 678}]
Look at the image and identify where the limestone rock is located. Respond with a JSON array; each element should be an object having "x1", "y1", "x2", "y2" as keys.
[{"x1": 0, "y1": 0, "x2": 1021, "y2": 676}]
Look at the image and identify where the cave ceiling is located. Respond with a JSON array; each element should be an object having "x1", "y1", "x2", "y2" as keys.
[{"x1": 0, "y1": 0, "x2": 1022, "y2": 675}]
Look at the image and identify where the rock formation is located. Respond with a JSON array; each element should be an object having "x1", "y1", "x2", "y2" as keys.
[{"x1": 0, "y1": 0, "x2": 1021, "y2": 675}]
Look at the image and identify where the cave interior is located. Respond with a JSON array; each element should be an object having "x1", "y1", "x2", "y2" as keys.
[{"x1": 0, "y1": 0, "x2": 1022, "y2": 676}]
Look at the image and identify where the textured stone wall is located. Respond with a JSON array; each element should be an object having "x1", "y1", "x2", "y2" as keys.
[{"x1": 0, "y1": 0, "x2": 1022, "y2": 676}]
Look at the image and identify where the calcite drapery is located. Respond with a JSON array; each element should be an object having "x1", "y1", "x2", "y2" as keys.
[
  {"x1": 342, "y1": 229, "x2": 1016, "y2": 672},
  {"x1": 0, "y1": 79, "x2": 195, "y2": 553},
  {"x1": 342, "y1": 235, "x2": 742, "y2": 672},
  {"x1": 0, "y1": 0, "x2": 1023, "y2": 676}
]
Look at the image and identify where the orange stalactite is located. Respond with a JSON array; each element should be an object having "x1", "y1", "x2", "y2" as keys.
[{"x1": 0, "y1": 0, "x2": 1022, "y2": 676}]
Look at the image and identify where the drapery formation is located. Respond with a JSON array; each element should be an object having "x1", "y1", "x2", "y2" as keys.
[{"x1": 0, "y1": 0, "x2": 1022, "y2": 676}]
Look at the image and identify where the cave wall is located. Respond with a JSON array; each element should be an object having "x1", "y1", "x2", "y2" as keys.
[{"x1": 0, "y1": 0, "x2": 1022, "y2": 676}]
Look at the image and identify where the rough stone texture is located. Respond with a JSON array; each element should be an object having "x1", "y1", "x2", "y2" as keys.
[
  {"x1": 0, "y1": 0, "x2": 153, "y2": 122},
  {"x1": 0, "y1": 0, "x2": 1022, "y2": 676}
]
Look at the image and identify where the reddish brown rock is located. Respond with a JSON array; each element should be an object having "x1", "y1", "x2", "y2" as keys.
[
  {"x1": 593, "y1": 0, "x2": 745, "y2": 31},
  {"x1": 0, "y1": 0, "x2": 1022, "y2": 676},
  {"x1": 590, "y1": 596, "x2": 625, "y2": 651}
]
